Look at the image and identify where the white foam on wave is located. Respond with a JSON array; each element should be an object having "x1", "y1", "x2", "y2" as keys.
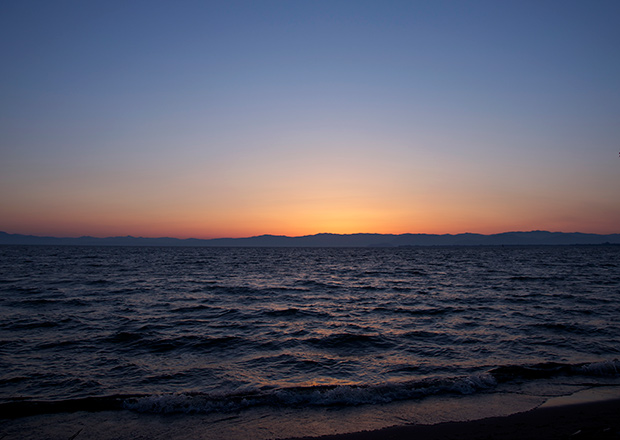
[
  {"x1": 577, "y1": 359, "x2": 620, "y2": 376},
  {"x1": 123, "y1": 372, "x2": 498, "y2": 415},
  {"x1": 122, "y1": 359, "x2": 620, "y2": 415}
]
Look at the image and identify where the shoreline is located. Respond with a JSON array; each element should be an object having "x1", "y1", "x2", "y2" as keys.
[
  {"x1": 0, "y1": 402, "x2": 619, "y2": 440},
  {"x1": 2, "y1": 388, "x2": 620, "y2": 439},
  {"x1": 290, "y1": 397, "x2": 620, "y2": 440}
]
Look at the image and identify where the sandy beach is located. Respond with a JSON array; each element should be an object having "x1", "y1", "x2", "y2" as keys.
[
  {"x1": 293, "y1": 397, "x2": 620, "y2": 440},
  {"x1": 2, "y1": 390, "x2": 619, "y2": 440}
]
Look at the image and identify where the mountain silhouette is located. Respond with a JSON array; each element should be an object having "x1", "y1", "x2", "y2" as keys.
[{"x1": 1, "y1": 231, "x2": 619, "y2": 247}]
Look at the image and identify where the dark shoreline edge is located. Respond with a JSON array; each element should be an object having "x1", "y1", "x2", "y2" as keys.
[
  {"x1": 288, "y1": 398, "x2": 620, "y2": 440},
  {"x1": 1, "y1": 230, "x2": 620, "y2": 247}
]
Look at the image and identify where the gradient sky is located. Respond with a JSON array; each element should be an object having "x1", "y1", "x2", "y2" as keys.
[{"x1": 1, "y1": 0, "x2": 619, "y2": 238}]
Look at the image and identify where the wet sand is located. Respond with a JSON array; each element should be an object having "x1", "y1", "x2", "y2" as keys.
[
  {"x1": 293, "y1": 398, "x2": 620, "y2": 440},
  {"x1": 1, "y1": 392, "x2": 619, "y2": 440}
]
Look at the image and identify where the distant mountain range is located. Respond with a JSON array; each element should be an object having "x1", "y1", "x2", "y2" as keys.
[{"x1": 1, "y1": 230, "x2": 619, "y2": 247}]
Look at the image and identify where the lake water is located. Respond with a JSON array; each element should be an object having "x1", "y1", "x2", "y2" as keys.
[{"x1": 1, "y1": 245, "x2": 619, "y2": 438}]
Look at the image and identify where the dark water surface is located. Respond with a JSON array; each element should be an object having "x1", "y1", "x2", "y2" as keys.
[{"x1": 1, "y1": 245, "x2": 619, "y2": 425}]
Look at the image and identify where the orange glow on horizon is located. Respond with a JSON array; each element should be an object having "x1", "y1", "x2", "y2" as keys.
[
  {"x1": 2, "y1": 148, "x2": 619, "y2": 239},
  {"x1": 3, "y1": 200, "x2": 619, "y2": 239}
]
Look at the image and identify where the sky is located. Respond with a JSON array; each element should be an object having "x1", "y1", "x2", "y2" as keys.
[{"x1": 1, "y1": 0, "x2": 619, "y2": 239}]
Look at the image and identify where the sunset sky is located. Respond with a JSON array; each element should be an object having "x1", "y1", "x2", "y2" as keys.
[{"x1": 1, "y1": 0, "x2": 619, "y2": 239}]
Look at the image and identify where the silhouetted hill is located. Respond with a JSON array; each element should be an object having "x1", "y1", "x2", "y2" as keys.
[{"x1": 1, "y1": 230, "x2": 619, "y2": 247}]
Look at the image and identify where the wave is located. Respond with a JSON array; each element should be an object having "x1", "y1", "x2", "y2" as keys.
[
  {"x1": 305, "y1": 333, "x2": 395, "y2": 351},
  {"x1": 170, "y1": 304, "x2": 217, "y2": 314},
  {"x1": 508, "y1": 275, "x2": 564, "y2": 282},
  {"x1": 264, "y1": 307, "x2": 303, "y2": 317},
  {"x1": 489, "y1": 359, "x2": 620, "y2": 382},
  {"x1": 102, "y1": 331, "x2": 249, "y2": 353},
  {"x1": 294, "y1": 279, "x2": 344, "y2": 289},
  {"x1": 121, "y1": 374, "x2": 498, "y2": 415},
  {"x1": 1, "y1": 317, "x2": 76, "y2": 330},
  {"x1": 0, "y1": 395, "x2": 128, "y2": 418},
  {"x1": 3, "y1": 360, "x2": 618, "y2": 419},
  {"x1": 529, "y1": 322, "x2": 605, "y2": 335}
]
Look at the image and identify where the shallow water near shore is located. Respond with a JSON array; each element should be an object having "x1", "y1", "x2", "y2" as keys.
[
  {"x1": 3, "y1": 383, "x2": 620, "y2": 440},
  {"x1": 1, "y1": 245, "x2": 619, "y2": 438}
]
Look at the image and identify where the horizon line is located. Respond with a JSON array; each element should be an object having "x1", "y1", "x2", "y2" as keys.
[{"x1": 2, "y1": 229, "x2": 619, "y2": 241}]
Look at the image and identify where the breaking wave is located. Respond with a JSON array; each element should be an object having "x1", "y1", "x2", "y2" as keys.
[{"x1": 3, "y1": 360, "x2": 618, "y2": 418}]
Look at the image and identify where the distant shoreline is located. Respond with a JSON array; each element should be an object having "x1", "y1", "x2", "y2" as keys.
[
  {"x1": 1, "y1": 243, "x2": 619, "y2": 249},
  {"x1": 1, "y1": 230, "x2": 620, "y2": 247}
]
